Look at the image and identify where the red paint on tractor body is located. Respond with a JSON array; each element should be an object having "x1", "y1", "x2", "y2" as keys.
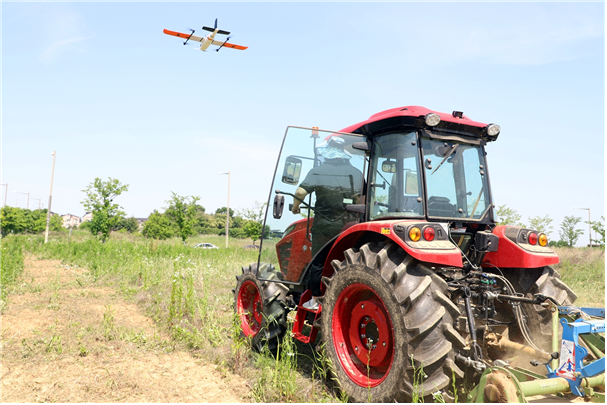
[
  {"x1": 482, "y1": 225, "x2": 559, "y2": 268},
  {"x1": 275, "y1": 218, "x2": 313, "y2": 282},
  {"x1": 322, "y1": 220, "x2": 463, "y2": 288},
  {"x1": 338, "y1": 105, "x2": 489, "y2": 134}
]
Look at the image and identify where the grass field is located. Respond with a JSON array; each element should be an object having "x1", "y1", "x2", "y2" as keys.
[{"x1": 1, "y1": 231, "x2": 604, "y2": 402}]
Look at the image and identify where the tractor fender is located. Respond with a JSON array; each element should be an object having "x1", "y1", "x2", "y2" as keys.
[
  {"x1": 483, "y1": 225, "x2": 559, "y2": 268},
  {"x1": 322, "y1": 220, "x2": 463, "y2": 280}
]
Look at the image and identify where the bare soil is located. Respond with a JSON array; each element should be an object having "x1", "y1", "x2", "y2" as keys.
[{"x1": 1, "y1": 257, "x2": 251, "y2": 403}]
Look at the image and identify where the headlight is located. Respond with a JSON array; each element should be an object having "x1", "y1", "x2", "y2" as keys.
[
  {"x1": 486, "y1": 124, "x2": 500, "y2": 136},
  {"x1": 425, "y1": 113, "x2": 441, "y2": 127}
]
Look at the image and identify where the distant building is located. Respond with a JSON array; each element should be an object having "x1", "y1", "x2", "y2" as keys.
[
  {"x1": 82, "y1": 212, "x2": 93, "y2": 222},
  {"x1": 135, "y1": 218, "x2": 148, "y2": 230},
  {"x1": 61, "y1": 213, "x2": 81, "y2": 228}
]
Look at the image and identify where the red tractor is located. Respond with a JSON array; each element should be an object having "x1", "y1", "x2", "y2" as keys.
[{"x1": 233, "y1": 106, "x2": 577, "y2": 402}]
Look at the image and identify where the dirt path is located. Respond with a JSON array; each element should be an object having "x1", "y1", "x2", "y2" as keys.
[{"x1": 1, "y1": 257, "x2": 251, "y2": 403}]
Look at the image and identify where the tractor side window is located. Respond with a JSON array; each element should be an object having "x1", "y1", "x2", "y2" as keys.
[{"x1": 369, "y1": 132, "x2": 423, "y2": 220}]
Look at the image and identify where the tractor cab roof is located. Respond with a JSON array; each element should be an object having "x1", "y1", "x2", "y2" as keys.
[{"x1": 340, "y1": 106, "x2": 499, "y2": 143}]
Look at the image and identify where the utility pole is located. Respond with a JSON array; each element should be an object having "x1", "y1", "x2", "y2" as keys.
[
  {"x1": 1, "y1": 183, "x2": 7, "y2": 207},
  {"x1": 219, "y1": 171, "x2": 230, "y2": 248},
  {"x1": 45, "y1": 151, "x2": 56, "y2": 244}
]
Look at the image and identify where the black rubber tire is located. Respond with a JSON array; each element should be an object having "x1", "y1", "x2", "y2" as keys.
[
  {"x1": 320, "y1": 242, "x2": 466, "y2": 402},
  {"x1": 521, "y1": 266, "x2": 577, "y2": 352},
  {"x1": 233, "y1": 262, "x2": 289, "y2": 351}
]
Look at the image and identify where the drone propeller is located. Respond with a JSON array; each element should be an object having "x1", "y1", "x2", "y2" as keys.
[
  {"x1": 216, "y1": 36, "x2": 231, "y2": 52},
  {"x1": 182, "y1": 28, "x2": 195, "y2": 45}
]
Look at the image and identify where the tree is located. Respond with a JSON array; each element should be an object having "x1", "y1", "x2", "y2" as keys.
[
  {"x1": 558, "y1": 216, "x2": 584, "y2": 247},
  {"x1": 243, "y1": 220, "x2": 263, "y2": 244},
  {"x1": 165, "y1": 192, "x2": 200, "y2": 244},
  {"x1": 528, "y1": 215, "x2": 554, "y2": 237},
  {"x1": 81, "y1": 177, "x2": 129, "y2": 242},
  {"x1": 0, "y1": 207, "x2": 62, "y2": 236},
  {"x1": 215, "y1": 207, "x2": 234, "y2": 217},
  {"x1": 239, "y1": 201, "x2": 267, "y2": 244},
  {"x1": 587, "y1": 216, "x2": 605, "y2": 248},
  {"x1": 142, "y1": 210, "x2": 173, "y2": 240},
  {"x1": 114, "y1": 217, "x2": 139, "y2": 233},
  {"x1": 494, "y1": 204, "x2": 525, "y2": 227}
]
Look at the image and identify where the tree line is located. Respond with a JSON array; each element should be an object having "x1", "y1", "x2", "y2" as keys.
[
  {"x1": 2, "y1": 177, "x2": 603, "y2": 249},
  {"x1": 494, "y1": 204, "x2": 605, "y2": 248}
]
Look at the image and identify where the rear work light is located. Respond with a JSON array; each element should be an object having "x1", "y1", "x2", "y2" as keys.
[
  {"x1": 423, "y1": 227, "x2": 435, "y2": 241},
  {"x1": 409, "y1": 227, "x2": 421, "y2": 242},
  {"x1": 528, "y1": 232, "x2": 538, "y2": 245},
  {"x1": 486, "y1": 124, "x2": 501, "y2": 136},
  {"x1": 539, "y1": 233, "x2": 548, "y2": 247},
  {"x1": 425, "y1": 113, "x2": 441, "y2": 127}
]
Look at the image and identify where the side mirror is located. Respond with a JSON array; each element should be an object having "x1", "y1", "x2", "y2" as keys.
[
  {"x1": 273, "y1": 194, "x2": 285, "y2": 219},
  {"x1": 282, "y1": 156, "x2": 302, "y2": 185},
  {"x1": 382, "y1": 160, "x2": 396, "y2": 173}
]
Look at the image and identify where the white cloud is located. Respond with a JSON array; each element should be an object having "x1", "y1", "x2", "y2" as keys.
[{"x1": 38, "y1": 6, "x2": 92, "y2": 63}]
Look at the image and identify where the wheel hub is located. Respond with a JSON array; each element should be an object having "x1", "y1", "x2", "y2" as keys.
[
  {"x1": 332, "y1": 283, "x2": 395, "y2": 387},
  {"x1": 237, "y1": 280, "x2": 262, "y2": 336},
  {"x1": 349, "y1": 300, "x2": 391, "y2": 366}
]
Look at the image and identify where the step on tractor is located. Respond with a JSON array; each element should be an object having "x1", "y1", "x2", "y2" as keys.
[{"x1": 233, "y1": 106, "x2": 605, "y2": 402}]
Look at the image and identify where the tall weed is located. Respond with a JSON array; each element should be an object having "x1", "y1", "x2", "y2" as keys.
[{"x1": 1, "y1": 235, "x2": 25, "y2": 310}]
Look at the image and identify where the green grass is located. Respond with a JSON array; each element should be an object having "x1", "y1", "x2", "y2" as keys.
[
  {"x1": 2, "y1": 233, "x2": 604, "y2": 403},
  {"x1": 0, "y1": 236, "x2": 25, "y2": 310},
  {"x1": 552, "y1": 246, "x2": 605, "y2": 307},
  {"x1": 2, "y1": 231, "x2": 340, "y2": 402}
]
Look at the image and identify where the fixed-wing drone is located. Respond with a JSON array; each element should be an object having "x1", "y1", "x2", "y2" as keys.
[{"x1": 163, "y1": 19, "x2": 248, "y2": 52}]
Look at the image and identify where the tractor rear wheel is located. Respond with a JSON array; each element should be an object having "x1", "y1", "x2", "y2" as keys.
[
  {"x1": 234, "y1": 263, "x2": 289, "y2": 351},
  {"x1": 521, "y1": 266, "x2": 577, "y2": 352},
  {"x1": 320, "y1": 242, "x2": 466, "y2": 402}
]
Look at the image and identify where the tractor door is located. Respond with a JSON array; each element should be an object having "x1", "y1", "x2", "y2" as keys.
[{"x1": 260, "y1": 126, "x2": 368, "y2": 285}]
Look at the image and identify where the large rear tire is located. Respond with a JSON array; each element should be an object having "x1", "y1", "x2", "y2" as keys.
[
  {"x1": 321, "y1": 242, "x2": 466, "y2": 402},
  {"x1": 234, "y1": 263, "x2": 289, "y2": 351},
  {"x1": 521, "y1": 266, "x2": 577, "y2": 352}
]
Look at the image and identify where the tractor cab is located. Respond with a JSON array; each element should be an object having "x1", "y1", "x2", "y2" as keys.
[{"x1": 264, "y1": 107, "x2": 500, "y2": 286}]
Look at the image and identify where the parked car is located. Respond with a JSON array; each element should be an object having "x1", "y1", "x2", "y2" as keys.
[{"x1": 194, "y1": 243, "x2": 219, "y2": 249}]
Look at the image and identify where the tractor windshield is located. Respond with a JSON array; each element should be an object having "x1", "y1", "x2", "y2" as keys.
[{"x1": 421, "y1": 136, "x2": 491, "y2": 220}]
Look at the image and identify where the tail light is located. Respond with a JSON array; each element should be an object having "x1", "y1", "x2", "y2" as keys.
[
  {"x1": 528, "y1": 232, "x2": 538, "y2": 245},
  {"x1": 409, "y1": 227, "x2": 421, "y2": 242},
  {"x1": 423, "y1": 227, "x2": 435, "y2": 241},
  {"x1": 539, "y1": 233, "x2": 548, "y2": 247}
]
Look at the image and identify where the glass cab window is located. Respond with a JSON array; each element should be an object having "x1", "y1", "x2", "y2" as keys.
[
  {"x1": 264, "y1": 127, "x2": 367, "y2": 283},
  {"x1": 369, "y1": 132, "x2": 423, "y2": 220},
  {"x1": 421, "y1": 136, "x2": 491, "y2": 220}
]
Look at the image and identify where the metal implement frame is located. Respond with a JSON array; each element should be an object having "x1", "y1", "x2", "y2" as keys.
[{"x1": 467, "y1": 305, "x2": 605, "y2": 403}]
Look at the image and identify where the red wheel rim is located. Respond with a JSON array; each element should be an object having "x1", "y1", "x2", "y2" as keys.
[
  {"x1": 237, "y1": 280, "x2": 262, "y2": 337},
  {"x1": 332, "y1": 283, "x2": 394, "y2": 387}
]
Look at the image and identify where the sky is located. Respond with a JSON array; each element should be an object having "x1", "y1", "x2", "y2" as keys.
[{"x1": 2, "y1": 1, "x2": 605, "y2": 245}]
